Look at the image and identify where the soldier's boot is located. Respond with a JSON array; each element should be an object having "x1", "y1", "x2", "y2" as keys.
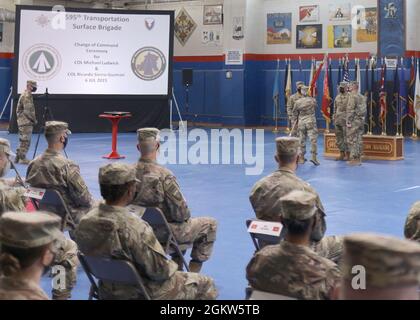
[
  {"x1": 14, "y1": 154, "x2": 20, "y2": 163},
  {"x1": 344, "y1": 152, "x2": 350, "y2": 161},
  {"x1": 310, "y1": 153, "x2": 320, "y2": 166},
  {"x1": 335, "y1": 151, "x2": 345, "y2": 161},
  {"x1": 347, "y1": 158, "x2": 362, "y2": 166},
  {"x1": 188, "y1": 260, "x2": 203, "y2": 273}
]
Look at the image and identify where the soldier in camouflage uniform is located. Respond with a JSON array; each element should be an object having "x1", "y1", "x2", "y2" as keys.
[
  {"x1": 15, "y1": 80, "x2": 37, "y2": 164},
  {"x1": 0, "y1": 137, "x2": 79, "y2": 300},
  {"x1": 339, "y1": 233, "x2": 420, "y2": 300},
  {"x1": 131, "y1": 128, "x2": 217, "y2": 273},
  {"x1": 333, "y1": 82, "x2": 350, "y2": 161},
  {"x1": 246, "y1": 190, "x2": 341, "y2": 300},
  {"x1": 75, "y1": 162, "x2": 217, "y2": 300},
  {"x1": 26, "y1": 121, "x2": 95, "y2": 225},
  {"x1": 404, "y1": 201, "x2": 420, "y2": 243},
  {"x1": 0, "y1": 211, "x2": 62, "y2": 300},
  {"x1": 287, "y1": 81, "x2": 304, "y2": 136},
  {"x1": 292, "y1": 85, "x2": 320, "y2": 166},
  {"x1": 249, "y1": 137, "x2": 343, "y2": 263},
  {"x1": 346, "y1": 81, "x2": 367, "y2": 166}
]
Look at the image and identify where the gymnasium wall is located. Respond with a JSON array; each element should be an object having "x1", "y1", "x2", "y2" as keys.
[{"x1": 0, "y1": 0, "x2": 419, "y2": 128}]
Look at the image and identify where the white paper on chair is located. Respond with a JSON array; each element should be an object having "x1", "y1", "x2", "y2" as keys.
[
  {"x1": 247, "y1": 220, "x2": 282, "y2": 236},
  {"x1": 24, "y1": 187, "x2": 46, "y2": 200}
]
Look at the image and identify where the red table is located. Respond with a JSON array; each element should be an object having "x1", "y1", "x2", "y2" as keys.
[{"x1": 99, "y1": 112, "x2": 132, "y2": 159}]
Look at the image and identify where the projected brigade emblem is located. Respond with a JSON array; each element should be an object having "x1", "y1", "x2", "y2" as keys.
[
  {"x1": 131, "y1": 47, "x2": 166, "y2": 81},
  {"x1": 145, "y1": 18, "x2": 155, "y2": 30},
  {"x1": 22, "y1": 44, "x2": 61, "y2": 81}
]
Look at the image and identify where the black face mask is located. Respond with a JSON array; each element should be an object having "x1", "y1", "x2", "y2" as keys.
[
  {"x1": 31, "y1": 87, "x2": 37, "y2": 93},
  {"x1": 62, "y1": 136, "x2": 68, "y2": 149},
  {"x1": 339, "y1": 88, "x2": 345, "y2": 94}
]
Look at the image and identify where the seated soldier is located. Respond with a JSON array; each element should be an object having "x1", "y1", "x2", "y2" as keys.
[
  {"x1": 246, "y1": 190, "x2": 341, "y2": 300},
  {"x1": 249, "y1": 136, "x2": 343, "y2": 263},
  {"x1": 75, "y1": 163, "x2": 218, "y2": 300},
  {"x1": 339, "y1": 233, "x2": 420, "y2": 300},
  {"x1": 131, "y1": 128, "x2": 217, "y2": 273},
  {"x1": 0, "y1": 211, "x2": 62, "y2": 300},
  {"x1": 26, "y1": 121, "x2": 94, "y2": 225},
  {"x1": 0, "y1": 137, "x2": 78, "y2": 300},
  {"x1": 404, "y1": 201, "x2": 420, "y2": 242}
]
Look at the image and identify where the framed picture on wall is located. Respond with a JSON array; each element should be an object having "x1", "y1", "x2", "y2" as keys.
[
  {"x1": 296, "y1": 24, "x2": 322, "y2": 48},
  {"x1": 328, "y1": 25, "x2": 352, "y2": 48},
  {"x1": 203, "y1": 5, "x2": 223, "y2": 25},
  {"x1": 0, "y1": 23, "x2": 3, "y2": 43},
  {"x1": 174, "y1": 8, "x2": 197, "y2": 46},
  {"x1": 356, "y1": 7, "x2": 378, "y2": 42},
  {"x1": 329, "y1": 3, "x2": 351, "y2": 21},
  {"x1": 267, "y1": 13, "x2": 292, "y2": 44},
  {"x1": 299, "y1": 5, "x2": 319, "y2": 23}
]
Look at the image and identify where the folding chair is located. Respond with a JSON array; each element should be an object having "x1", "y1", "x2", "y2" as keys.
[
  {"x1": 77, "y1": 252, "x2": 151, "y2": 300},
  {"x1": 246, "y1": 219, "x2": 285, "y2": 251},
  {"x1": 248, "y1": 288, "x2": 297, "y2": 300},
  {"x1": 38, "y1": 189, "x2": 76, "y2": 232},
  {"x1": 142, "y1": 207, "x2": 190, "y2": 271}
]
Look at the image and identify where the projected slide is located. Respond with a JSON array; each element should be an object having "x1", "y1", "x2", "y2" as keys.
[{"x1": 16, "y1": 7, "x2": 172, "y2": 95}]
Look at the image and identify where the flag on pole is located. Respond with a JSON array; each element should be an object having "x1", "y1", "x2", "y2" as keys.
[
  {"x1": 285, "y1": 59, "x2": 292, "y2": 108},
  {"x1": 379, "y1": 60, "x2": 387, "y2": 124},
  {"x1": 408, "y1": 57, "x2": 416, "y2": 118},
  {"x1": 414, "y1": 59, "x2": 420, "y2": 129},
  {"x1": 364, "y1": 58, "x2": 370, "y2": 96},
  {"x1": 309, "y1": 55, "x2": 326, "y2": 97},
  {"x1": 321, "y1": 58, "x2": 332, "y2": 121},
  {"x1": 272, "y1": 59, "x2": 280, "y2": 118},
  {"x1": 308, "y1": 58, "x2": 315, "y2": 87},
  {"x1": 399, "y1": 58, "x2": 408, "y2": 120},
  {"x1": 356, "y1": 58, "x2": 361, "y2": 93},
  {"x1": 328, "y1": 60, "x2": 334, "y2": 104},
  {"x1": 343, "y1": 55, "x2": 350, "y2": 83},
  {"x1": 337, "y1": 58, "x2": 342, "y2": 87}
]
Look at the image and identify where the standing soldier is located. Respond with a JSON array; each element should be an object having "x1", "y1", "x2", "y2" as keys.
[
  {"x1": 16, "y1": 80, "x2": 37, "y2": 164},
  {"x1": 333, "y1": 82, "x2": 350, "y2": 161},
  {"x1": 292, "y1": 85, "x2": 320, "y2": 166},
  {"x1": 346, "y1": 81, "x2": 367, "y2": 166},
  {"x1": 287, "y1": 81, "x2": 304, "y2": 136}
]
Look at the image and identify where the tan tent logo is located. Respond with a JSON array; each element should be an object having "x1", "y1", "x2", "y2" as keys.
[{"x1": 131, "y1": 47, "x2": 166, "y2": 81}]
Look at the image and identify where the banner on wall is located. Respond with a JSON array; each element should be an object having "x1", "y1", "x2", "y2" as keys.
[
  {"x1": 299, "y1": 5, "x2": 319, "y2": 23},
  {"x1": 356, "y1": 7, "x2": 378, "y2": 42},
  {"x1": 378, "y1": 0, "x2": 405, "y2": 57},
  {"x1": 174, "y1": 8, "x2": 197, "y2": 46},
  {"x1": 296, "y1": 24, "x2": 322, "y2": 49},
  {"x1": 267, "y1": 13, "x2": 292, "y2": 45},
  {"x1": 232, "y1": 16, "x2": 244, "y2": 40},
  {"x1": 328, "y1": 25, "x2": 352, "y2": 48},
  {"x1": 329, "y1": 3, "x2": 351, "y2": 21}
]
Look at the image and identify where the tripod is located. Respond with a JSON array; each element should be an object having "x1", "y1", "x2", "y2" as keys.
[
  {"x1": 170, "y1": 87, "x2": 186, "y2": 132},
  {"x1": 32, "y1": 88, "x2": 68, "y2": 159}
]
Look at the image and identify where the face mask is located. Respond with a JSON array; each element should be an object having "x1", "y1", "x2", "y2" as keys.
[
  {"x1": 0, "y1": 160, "x2": 11, "y2": 178},
  {"x1": 310, "y1": 210, "x2": 327, "y2": 242},
  {"x1": 339, "y1": 88, "x2": 345, "y2": 94},
  {"x1": 31, "y1": 87, "x2": 37, "y2": 93},
  {"x1": 62, "y1": 136, "x2": 68, "y2": 149}
]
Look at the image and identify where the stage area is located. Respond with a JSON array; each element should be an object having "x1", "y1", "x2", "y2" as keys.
[{"x1": 1, "y1": 129, "x2": 419, "y2": 300}]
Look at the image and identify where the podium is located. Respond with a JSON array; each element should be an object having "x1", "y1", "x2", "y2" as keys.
[
  {"x1": 324, "y1": 133, "x2": 404, "y2": 161},
  {"x1": 99, "y1": 112, "x2": 132, "y2": 159}
]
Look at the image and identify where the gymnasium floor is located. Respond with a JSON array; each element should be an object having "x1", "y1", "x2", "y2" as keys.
[{"x1": 1, "y1": 128, "x2": 419, "y2": 300}]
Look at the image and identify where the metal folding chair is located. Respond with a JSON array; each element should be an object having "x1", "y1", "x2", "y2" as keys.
[
  {"x1": 77, "y1": 252, "x2": 151, "y2": 300},
  {"x1": 38, "y1": 188, "x2": 76, "y2": 232},
  {"x1": 142, "y1": 207, "x2": 190, "y2": 271},
  {"x1": 246, "y1": 218, "x2": 285, "y2": 251}
]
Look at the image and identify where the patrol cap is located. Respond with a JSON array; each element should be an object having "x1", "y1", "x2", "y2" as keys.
[
  {"x1": 27, "y1": 80, "x2": 37, "y2": 87},
  {"x1": 275, "y1": 137, "x2": 300, "y2": 156},
  {"x1": 350, "y1": 80, "x2": 359, "y2": 86},
  {"x1": 339, "y1": 82, "x2": 348, "y2": 88},
  {"x1": 296, "y1": 81, "x2": 304, "y2": 89},
  {"x1": 279, "y1": 190, "x2": 318, "y2": 221},
  {"x1": 404, "y1": 202, "x2": 420, "y2": 241},
  {"x1": 137, "y1": 128, "x2": 160, "y2": 143},
  {"x1": 45, "y1": 121, "x2": 71, "y2": 136},
  {"x1": 0, "y1": 211, "x2": 61, "y2": 249},
  {"x1": 0, "y1": 138, "x2": 15, "y2": 157},
  {"x1": 342, "y1": 233, "x2": 420, "y2": 288},
  {"x1": 99, "y1": 162, "x2": 139, "y2": 185}
]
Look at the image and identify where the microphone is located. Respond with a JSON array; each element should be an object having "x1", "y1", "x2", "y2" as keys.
[{"x1": 45, "y1": 88, "x2": 48, "y2": 95}]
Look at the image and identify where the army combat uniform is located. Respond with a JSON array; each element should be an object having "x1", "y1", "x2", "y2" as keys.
[
  {"x1": 292, "y1": 87, "x2": 319, "y2": 165},
  {"x1": 132, "y1": 128, "x2": 217, "y2": 267},
  {"x1": 404, "y1": 201, "x2": 420, "y2": 242},
  {"x1": 0, "y1": 211, "x2": 62, "y2": 300},
  {"x1": 333, "y1": 83, "x2": 350, "y2": 159},
  {"x1": 346, "y1": 85, "x2": 367, "y2": 163},
  {"x1": 75, "y1": 162, "x2": 217, "y2": 300},
  {"x1": 247, "y1": 191, "x2": 341, "y2": 300},
  {"x1": 16, "y1": 81, "x2": 37, "y2": 163},
  {"x1": 287, "y1": 81, "x2": 304, "y2": 136},
  {"x1": 26, "y1": 122, "x2": 94, "y2": 225}
]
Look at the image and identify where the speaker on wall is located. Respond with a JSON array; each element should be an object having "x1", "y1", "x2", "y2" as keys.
[{"x1": 182, "y1": 69, "x2": 193, "y2": 86}]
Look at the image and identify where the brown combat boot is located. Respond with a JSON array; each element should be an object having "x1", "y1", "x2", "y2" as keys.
[
  {"x1": 347, "y1": 158, "x2": 361, "y2": 166},
  {"x1": 344, "y1": 152, "x2": 350, "y2": 161},
  {"x1": 18, "y1": 157, "x2": 30, "y2": 165},
  {"x1": 335, "y1": 151, "x2": 345, "y2": 161},
  {"x1": 310, "y1": 154, "x2": 320, "y2": 166},
  {"x1": 188, "y1": 260, "x2": 203, "y2": 273}
]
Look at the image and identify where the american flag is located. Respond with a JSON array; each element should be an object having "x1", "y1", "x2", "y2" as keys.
[
  {"x1": 343, "y1": 55, "x2": 350, "y2": 83},
  {"x1": 379, "y1": 61, "x2": 387, "y2": 124}
]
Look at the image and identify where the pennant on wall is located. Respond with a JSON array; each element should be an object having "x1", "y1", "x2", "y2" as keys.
[{"x1": 378, "y1": 0, "x2": 405, "y2": 57}]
